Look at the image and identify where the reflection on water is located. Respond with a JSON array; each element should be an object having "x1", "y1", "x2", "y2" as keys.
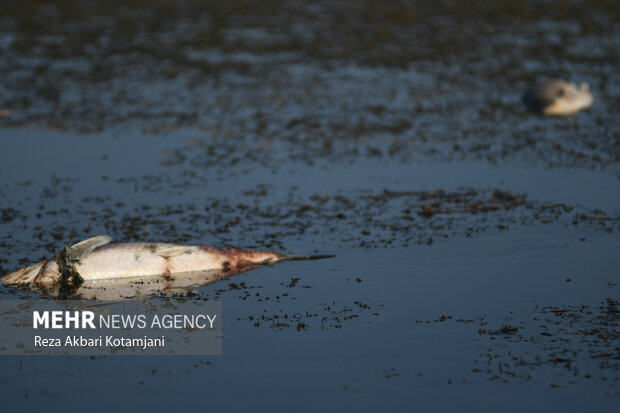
[{"x1": 6, "y1": 267, "x2": 251, "y2": 301}]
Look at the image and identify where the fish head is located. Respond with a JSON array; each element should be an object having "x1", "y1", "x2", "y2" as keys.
[
  {"x1": 543, "y1": 81, "x2": 594, "y2": 116},
  {"x1": 1, "y1": 260, "x2": 60, "y2": 286},
  {"x1": 1, "y1": 261, "x2": 46, "y2": 285}
]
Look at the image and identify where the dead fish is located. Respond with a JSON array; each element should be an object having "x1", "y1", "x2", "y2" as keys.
[
  {"x1": 1, "y1": 236, "x2": 334, "y2": 299},
  {"x1": 522, "y1": 79, "x2": 593, "y2": 116}
]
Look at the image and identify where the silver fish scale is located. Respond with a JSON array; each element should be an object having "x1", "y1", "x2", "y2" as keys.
[{"x1": 74, "y1": 243, "x2": 225, "y2": 280}]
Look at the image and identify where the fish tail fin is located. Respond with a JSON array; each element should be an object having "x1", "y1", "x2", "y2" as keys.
[
  {"x1": 236, "y1": 253, "x2": 334, "y2": 269},
  {"x1": 274, "y1": 254, "x2": 336, "y2": 263}
]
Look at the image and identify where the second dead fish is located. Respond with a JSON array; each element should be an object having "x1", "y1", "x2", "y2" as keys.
[{"x1": 522, "y1": 79, "x2": 593, "y2": 116}]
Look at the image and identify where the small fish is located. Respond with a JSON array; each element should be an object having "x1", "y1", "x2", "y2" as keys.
[
  {"x1": 522, "y1": 79, "x2": 593, "y2": 116},
  {"x1": 1, "y1": 236, "x2": 334, "y2": 299}
]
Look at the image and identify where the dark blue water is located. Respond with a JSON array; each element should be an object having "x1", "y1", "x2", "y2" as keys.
[{"x1": 0, "y1": 0, "x2": 618, "y2": 410}]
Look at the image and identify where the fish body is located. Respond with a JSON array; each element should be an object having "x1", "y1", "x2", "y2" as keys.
[
  {"x1": 523, "y1": 79, "x2": 593, "y2": 116},
  {"x1": 1, "y1": 236, "x2": 333, "y2": 298}
]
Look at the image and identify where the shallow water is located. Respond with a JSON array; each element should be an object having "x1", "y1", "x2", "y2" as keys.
[
  {"x1": 0, "y1": 230, "x2": 618, "y2": 410},
  {"x1": 0, "y1": 0, "x2": 618, "y2": 411}
]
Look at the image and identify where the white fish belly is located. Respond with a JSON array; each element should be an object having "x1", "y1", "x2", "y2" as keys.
[
  {"x1": 75, "y1": 244, "x2": 169, "y2": 280},
  {"x1": 74, "y1": 243, "x2": 227, "y2": 280},
  {"x1": 166, "y1": 253, "x2": 224, "y2": 273}
]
